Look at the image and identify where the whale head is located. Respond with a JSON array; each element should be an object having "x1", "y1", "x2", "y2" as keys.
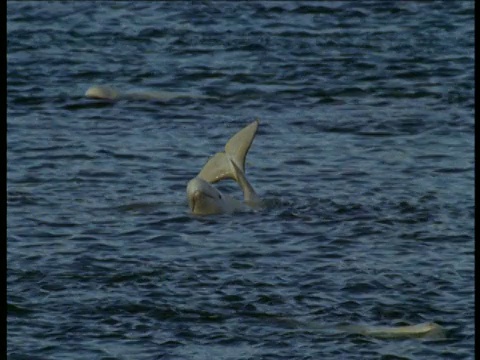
[
  {"x1": 187, "y1": 177, "x2": 228, "y2": 215},
  {"x1": 85, "y1": 85, "x2": 119, "y2": 100}
]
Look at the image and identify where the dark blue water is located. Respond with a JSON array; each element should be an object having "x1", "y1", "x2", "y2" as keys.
[{"x1": 7, "y1": 2, "x2": 474, "y2": 359}]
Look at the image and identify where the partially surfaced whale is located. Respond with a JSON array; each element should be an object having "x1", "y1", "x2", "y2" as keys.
[
  {"x1": 187, "y1": 120, "x2": 262, "y2": 215},
  {"x1": 334, "y1": 321, "x2": 445, "y2": 339},
  {"x1": 278, "y1": 318, "x2": 445, "y2": 339},
  {"x1": 85, "y1": 85, "x2": 211, "y2": 102}
]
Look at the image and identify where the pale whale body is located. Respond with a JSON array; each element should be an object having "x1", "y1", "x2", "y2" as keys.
[
  {"x1": 85, "y1": 85, "x2": 211, "y2": 102},
  {"x1": 187, "y1": 120, "x2": 261, "y2": 215},
  {"x1": 334, "y1": 321, "x2": 445, "y2": 339},
  {"x1": 277, "y1": 318, "x2": 445, "y2": 340}
]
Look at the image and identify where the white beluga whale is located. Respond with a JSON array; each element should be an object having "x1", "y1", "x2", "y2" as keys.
[
  {"x1": 187, "y1": 120, "x2": 262, "y2": 215},
  {"x1": 334, "y1": 321, "x2": 445, "y2": 339},
  {"x1": 85, "y1": 85, "x2": 211, "y2": 102},
  {"x1": 278, "y1": 318, "x2": 445, "y2": 340}
]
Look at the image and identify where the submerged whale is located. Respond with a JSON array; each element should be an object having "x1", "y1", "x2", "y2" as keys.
[
  {"x1": 336, "y1": 321, "x2": 445, "y2": 339},
  {"x1": 276, "y1": 317, "x2": 445, "y2": 340},
  {"x1": 187, "y1": 120, "x2": 262, "y2": 215},
  {"x1": 85, "y1": 85, "x2": 211, "y2": 102}
]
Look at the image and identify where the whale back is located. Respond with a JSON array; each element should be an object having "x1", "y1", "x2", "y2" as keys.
[{"x1": 335, "y1": 322, "x2": 445, "y2": 339}]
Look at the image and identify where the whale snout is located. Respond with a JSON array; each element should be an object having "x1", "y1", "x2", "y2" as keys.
[{"x1": 188, "y1": 189, "x2": 203, "y2": 212}]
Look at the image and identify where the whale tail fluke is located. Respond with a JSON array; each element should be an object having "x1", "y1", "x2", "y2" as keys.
[
  {"x1": 197, "y1": 152, "x2": 232, "y2": 183},
  {"x1": 198, "y1": 120, "x2": 259, "y2": 183},
  {"x1": 197, "y1": 120, "x2": 260, "y2": 203},
  {"x1": 224, "y1": 119, "x2": 259, "y2": 173}
]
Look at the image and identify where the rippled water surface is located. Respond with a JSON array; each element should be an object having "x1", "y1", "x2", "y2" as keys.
[{"x1": 7, "y1": 2, "x2": 474, "y2": 359}]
